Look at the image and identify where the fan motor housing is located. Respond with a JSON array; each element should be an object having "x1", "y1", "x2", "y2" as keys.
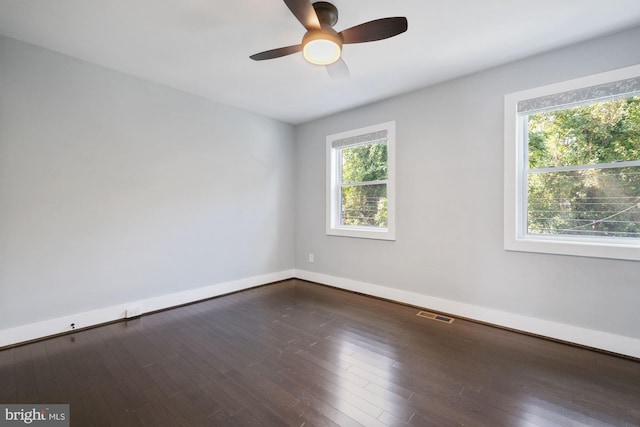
[
  {"x1": 302, "y1": 26, "x2": 343, "y2": 48},
  {"x1": 313, "y1": 1, "x2": 339, "y2": 27}
]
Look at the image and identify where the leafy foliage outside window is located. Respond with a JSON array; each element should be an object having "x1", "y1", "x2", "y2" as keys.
[
  {"x1": 526, "y1": 96, "x2": 640, "y2": 238},
  {"x1": 339, "y1": 142, "x2": 388, "y2": 227}
]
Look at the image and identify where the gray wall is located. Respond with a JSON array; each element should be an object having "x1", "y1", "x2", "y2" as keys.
[
  {"x1": 0, "y1": 36, "x2": 295, "y2": 329},
  {"x1": 294, "y1": 26, "x2": 640, "y2": 339},
  {"x1": 2, "y1": 26, "x2": 639, "y2": 345}
]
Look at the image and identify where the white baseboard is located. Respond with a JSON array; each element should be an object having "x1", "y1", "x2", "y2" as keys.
[
  {"x1": 294, "y1": 269, "x2": 640, "y2": 359},
  {"x1": 0, "y1": 269, "x2": 295, "y2": 348},
  {"x1": 3, "y1": 268, "x2": 639, "y2": 359}
]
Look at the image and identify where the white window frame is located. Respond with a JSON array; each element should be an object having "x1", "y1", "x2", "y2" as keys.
[
  {"x1": 504, "y1": 64, "x2": 640, "y2": 261},
  {"x1": 326, "y1": 121, "x2": 396, "y2": 240}
]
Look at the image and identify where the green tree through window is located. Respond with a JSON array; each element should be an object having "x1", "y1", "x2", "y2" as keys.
[
  {"x1": 527, "y1": 96, "x2": 640, "y2": 238},
  {"x1": 340, "y1": 142, "x2": 388, "y2": 226}
]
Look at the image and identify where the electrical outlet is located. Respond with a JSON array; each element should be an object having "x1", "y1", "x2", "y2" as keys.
[{"x1": 308, "y1": 253, "x2": 314, "y2": 263}]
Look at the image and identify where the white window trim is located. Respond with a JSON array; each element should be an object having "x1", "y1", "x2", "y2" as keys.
[
  {"x1": 326, "y1": 121, "x2": 396, "y2": 240},
  {"x1": 504, "y1": 64, "x2": 640, "y2": 261}
]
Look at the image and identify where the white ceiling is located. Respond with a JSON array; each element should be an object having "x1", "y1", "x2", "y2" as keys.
[{"x1": 1, "y1": 1, "x2": 640, "y2": 124}]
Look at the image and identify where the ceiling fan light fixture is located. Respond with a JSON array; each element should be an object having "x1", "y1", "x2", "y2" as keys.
[{"x1": 302, "y1": 30, "x2": 342, "y2": 65}]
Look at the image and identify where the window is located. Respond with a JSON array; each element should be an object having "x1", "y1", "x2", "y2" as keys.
[
  {"x1": 326, "y1": 121, "x2": 395, "y2": 240},
  {"x1": 505, "y1": 65, "x2": 640, "y2": 260}
]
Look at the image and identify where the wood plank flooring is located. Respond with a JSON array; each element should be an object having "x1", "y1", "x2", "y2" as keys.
[{"x1": 1, "y1": 279, "x2": 639, "y2": 426}]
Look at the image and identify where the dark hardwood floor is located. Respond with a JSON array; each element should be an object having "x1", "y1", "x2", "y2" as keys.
[{"x1": 1, "y1": 279, "x2": 639, "y2": 426}]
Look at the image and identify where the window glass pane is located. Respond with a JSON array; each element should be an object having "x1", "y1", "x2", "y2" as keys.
[
  {"x1": 527, "y1": 166, "x2": 640, "y2": 238},
  {"x1": 527, "y1": 96, "x2": 640, "y2": 169},
  {"x1": 341, "y1": 142, "x2": 388, "y2": 184},
  {"x1": 341, "y1": 184, "x2": 387, "y2": 227}
]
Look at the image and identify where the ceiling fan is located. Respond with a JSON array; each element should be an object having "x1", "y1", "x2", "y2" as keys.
[{"x1": 250, "y1": 0, "x2": 408, "y2": 79}]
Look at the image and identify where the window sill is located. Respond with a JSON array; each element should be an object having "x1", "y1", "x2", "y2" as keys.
[
  {"x1": 327, "y1": 226, "x2": 395, "y2": 241},
  {"x1": 505, "y1": 236, "x2": 640, "y2": 261}
]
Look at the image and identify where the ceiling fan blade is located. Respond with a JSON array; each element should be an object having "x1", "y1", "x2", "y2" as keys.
[
  {"x1": 326, "y1": 57, "x2": 349, "y2": 80},
  {"x1": 283, "y1": 0, "x2": 321, "y2": 31},
  {"x1": 250, "y1": 44, "x2": 302, "y2": 61},
  {"x1": 340, "y1": 17, "x2": 408, "y2": 44}
]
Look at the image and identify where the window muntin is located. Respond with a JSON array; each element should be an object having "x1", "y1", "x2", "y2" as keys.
[
  {"x1": 327, "y1": 122, "x2": 395, "y2": 240},
  {"x1": 504, "y1": 65, "x2": 640, "y2": 260}
]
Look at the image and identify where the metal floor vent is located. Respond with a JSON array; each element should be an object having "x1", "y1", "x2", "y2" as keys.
[{"x1": 416, "y1": 311, "x2": 454, "y2": 323}]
